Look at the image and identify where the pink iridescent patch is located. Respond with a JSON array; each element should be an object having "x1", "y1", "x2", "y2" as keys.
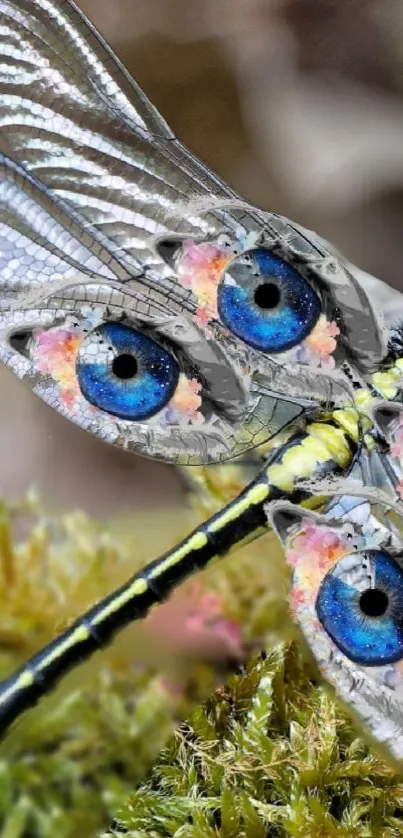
[
  {"x1": 290, "y1": 315, "x2": 340, "y2": 369},
  {"x1": 286, "y1": 518, "x2": 351, "y2": 610},
  {"x1": 175, "y1": 230, "x2": 261, "y2": 335},
  {"x1": 31, "y1": 307, "x2": 105, "y2": 414},
  {"x1": 390, "y1": 419, "x2": 403, "y2": 499},
  {"x1": 162, "y1": 375, "x2": 204, "y2": 426},
  {"x1": 177, "y1": 240, "x2": 233, "y2": 333},
  {"x1": 32, "y1": 325, "x2": 84, "y2": 411}
]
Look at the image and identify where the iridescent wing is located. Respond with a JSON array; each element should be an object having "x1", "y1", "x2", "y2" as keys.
[
  {"x1": 0, "y1": 0, "x2": 392, "y2": 472},
  {"x1": 0, "y1": 0, "x2": 232, "y2": 270},
  {"x1": 0, "y1": 158, "x2": 309, "y2": 462},
  {"x1": 0, "y1": 0, "x2": 325, "y2": 465}
]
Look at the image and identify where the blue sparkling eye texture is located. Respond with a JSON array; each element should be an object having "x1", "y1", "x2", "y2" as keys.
[
  {"x1": 77, "y1": 323, "x2": 180, "y2": 421},
  {"x1": 316, "y1": 550, "x2": 403, "y2": 666},
  {"x1": 217, "y1": 248, "x2": 321, "y2": 353}
]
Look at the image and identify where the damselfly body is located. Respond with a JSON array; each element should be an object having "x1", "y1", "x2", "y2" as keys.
[{"x1": 1, "y1": 0, "x2": 403, "y2": 765}]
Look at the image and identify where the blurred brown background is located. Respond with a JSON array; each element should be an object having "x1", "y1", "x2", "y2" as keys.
[
  {"x1": 2, "y1": 0, "x2": 403, "y2": 516},
  {"x1": 81, "y1": 0, "x2": 403, "y2": 287}
]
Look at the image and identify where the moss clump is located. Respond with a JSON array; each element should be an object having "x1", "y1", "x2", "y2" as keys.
[
  {"x1": 0, "y1": 497, "x2": 205, "y2": 837},
  {"x1": 0, "y1": 489, "x2": 288, "y2": 838},
  {"x1": 1, "y1": 479, "x2": 403, "y2": 838},
  {"x1": 0, "y1": 670, "x2": 190, "y2": 838},
  {"x1": 107, "y1": 646, "x2": 403, "y2": 838}
]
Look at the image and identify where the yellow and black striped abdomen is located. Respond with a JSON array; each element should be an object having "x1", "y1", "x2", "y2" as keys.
[{"x1": 0, "y1": 413, "x2": 358, "y2": 735}]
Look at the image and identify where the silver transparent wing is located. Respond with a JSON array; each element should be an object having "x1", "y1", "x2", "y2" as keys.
[
  {"x1": 0, "y1": 150, "x2": 310, "y2": 463},
  {"x1": 0, "y1": 155, "x2": 131, "y2": 290},
  {"x1": 0, "y1": 0, "x2": 236, "y2": 276},
  {"x1": 0, "y1": 0, "x2": 365, "y2": 467},
  {"x1": 0, "y1": 155, "x2": 203, "y2": 457},
  {"x1": 352, "y1": 268, "x2": 403, "y2": 330}
]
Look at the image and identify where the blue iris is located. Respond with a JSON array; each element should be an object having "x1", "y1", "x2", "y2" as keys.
[
  {"x1": 77, "y1": 323, "x2": 179, "y2": 421},
  {"x1": 316, "y1": 550, "x2": 403, "y2": 666},
  {"x1": 217, "y1": 248, "x2": 321, "y2": 353}
]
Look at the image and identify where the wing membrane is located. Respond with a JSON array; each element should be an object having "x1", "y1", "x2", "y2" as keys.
[
  {"x1": 0, "y1": 0, "x2": 320, "y2": 465},
  {"x1": 0, "y1": 154, "x2": 129, "y2": 289},
  {"x1": 0, "y1": 0, "x2": 173, "y2": 139},
  {"x1": 0, "y1": 0, "x2": 233, "y2": 274},
  {"x1": 0, "y1": 153, "x2": 199, "y2": 331}
]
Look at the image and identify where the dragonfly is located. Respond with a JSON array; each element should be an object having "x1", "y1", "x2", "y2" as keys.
[{"x1": 1, "y1": 0, "x2": 403, "y2": 765}]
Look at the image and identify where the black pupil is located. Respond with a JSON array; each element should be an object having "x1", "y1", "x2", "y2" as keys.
[
  {"x1": 112, "y1": 353, "x2": 138, "y2": 380},
  {"x1": 254, "y1": 282, "x2": 281, "y2": 310},
  {"x1": 359, "y1": 588, "x2": 389, "y2": 618}
]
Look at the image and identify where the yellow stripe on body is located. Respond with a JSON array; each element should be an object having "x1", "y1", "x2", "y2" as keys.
[
  {"x1": 331, "y1": 408, "x2": 362, "y2": 441},
  {"x1": 147, "y1": 532, "x2": 208, "y2": 578},
  {"x1": 0, "y1": 414, "x2": 359, "y2": 735},
  {"x1": 0, "y1": 671, "x2": 35, "y2": 706},
  {"x1": 371, "y1": 363, "x2": 403, "y2": 400},
  {"x1": 93, "y1": 534, "x2": 210, "y2": 626},
  {"x1": 9, "y1": 414, "x2": 365, "y2": 694},
  {"x1": 266, "y1": 421, "x2": 353, "y2": 493},
  {"x1": 37, "y1": 625, "x2": 91, "y2": 671},
  {"x1": 354, "y1": 388, "x2": 374, "y2": 411},
  {"x1": 207, "y1": 481, "x2": 269, "y2": 534},
  {"x1": 93, "y1": 484, "x2": 271, "y2": 631},
  {"x1": 92, "y1": 576, "x2": 149, "y2": 626}
]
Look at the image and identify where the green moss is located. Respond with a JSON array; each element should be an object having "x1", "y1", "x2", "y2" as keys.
[
  {"x1": 1, "y1": 487, "x2": 402, "y2": 838},
  {"x1": 0, "y1": 496, "x2": 209, "y2": 838},
  {"x1": 108, "y1": 646, "x2": 403, "y2": 838},
  {"x1": 0, "y1": 671, "x2": 182, "y2": 838},
  {"x1": 0, "y1": 489, "x2": 287, "y2": 838}
]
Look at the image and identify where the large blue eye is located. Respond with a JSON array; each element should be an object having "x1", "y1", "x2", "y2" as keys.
[
  {"x1": 77, "y1": 323, "x2": 180, "y2": 421},
  {"x1": 316, "y1": 550, "x2": 403, "y2": 666},
  {"x1": 217, "y1": 248, "x2": 321, "y2": 353}
]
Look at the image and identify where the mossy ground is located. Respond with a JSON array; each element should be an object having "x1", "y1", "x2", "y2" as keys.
[
  {"x1": 107, "y1": 647, "x2": 403, "y2": 838},
  {"x1": 0, "y1": 477, "x2": 403, "y2": 838}
]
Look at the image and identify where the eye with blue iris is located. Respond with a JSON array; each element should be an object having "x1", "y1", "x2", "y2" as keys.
[
  {"x1": 316, "y1": 549, "x2": 403, "y2": 666},
  {"x1": 217, "y1": 248, "x2": 321, "y2": 353},
  {"x1": 77, "y1": 322, "x2": 180, "y2": 421}
]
